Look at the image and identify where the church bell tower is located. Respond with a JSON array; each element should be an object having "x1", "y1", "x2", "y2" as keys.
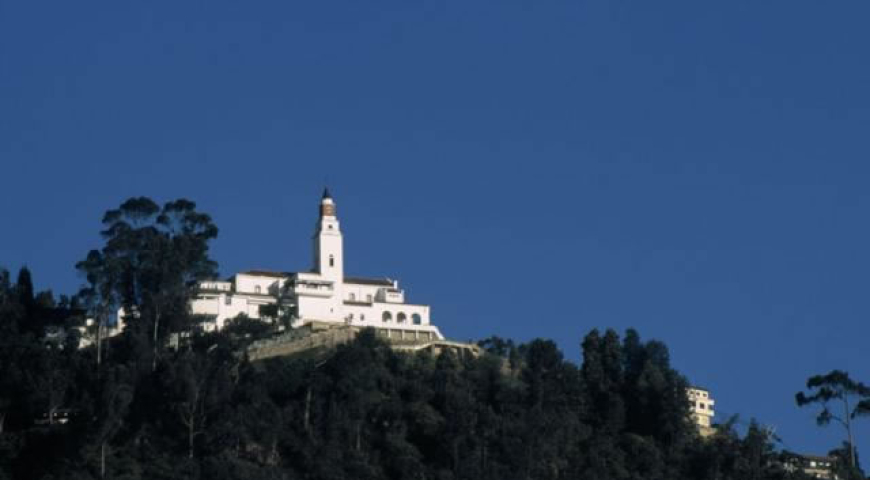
[{"x1": 313, "y1": 188, "x2": 344, "y2": 283}]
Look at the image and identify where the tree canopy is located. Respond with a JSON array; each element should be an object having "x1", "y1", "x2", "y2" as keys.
[
  {"x1": 76, "y1": 197, "x2": 218, "y2": 370},
  {"x1": 795, "y1": 370, "x2": 870, "y2": 478}
]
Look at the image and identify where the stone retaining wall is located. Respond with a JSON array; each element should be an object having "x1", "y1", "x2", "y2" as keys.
[{"x1": 247, "y1": 325, "x2": 479, "y2": 361}]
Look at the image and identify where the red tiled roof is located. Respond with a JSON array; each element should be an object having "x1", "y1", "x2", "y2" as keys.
[
  {"x1": 240, "y1": 270, "x2": 293, "y2": 278},
  {"x1": 345, "y1": 276, "x2": 393, "y2": 286}
]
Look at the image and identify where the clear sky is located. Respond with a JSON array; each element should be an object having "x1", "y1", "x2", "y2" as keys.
[{"x1": 2, "y1": 0, "x2": 869, "y2": 456}]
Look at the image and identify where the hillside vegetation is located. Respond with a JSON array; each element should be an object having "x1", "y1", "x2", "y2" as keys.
[
  {"x1": 0, "y1": 197, "x2": 858, "y2": 479},
  {"x1": 0, "y1": 272, "x2": 822, "y2": 479}
]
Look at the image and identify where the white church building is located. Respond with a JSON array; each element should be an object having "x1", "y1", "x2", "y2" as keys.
[{"x1": 190, "y1": 190, "x2": 444, "y2": 341}]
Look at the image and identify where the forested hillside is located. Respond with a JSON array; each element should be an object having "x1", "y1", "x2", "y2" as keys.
[
  {"x1": 0, "y1": 269, "x2": 825, "y2": 480},
  {"x1": 0, "y1": 198, "x2": 860, "y2": 479}
]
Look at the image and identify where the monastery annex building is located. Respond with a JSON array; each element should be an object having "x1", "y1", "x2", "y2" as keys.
[{"x1": 190, "y1": 189, "x2": 445, "y2": 343}]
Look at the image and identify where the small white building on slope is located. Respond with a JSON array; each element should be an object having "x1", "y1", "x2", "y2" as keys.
[
  {"x1": 191, "y1": 190, "x2": 444, "y2": 341},
  {"x1": 687, "y1": 386, "x2": 716, "y2": 437}
]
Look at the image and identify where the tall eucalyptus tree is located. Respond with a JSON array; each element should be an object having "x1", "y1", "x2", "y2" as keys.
[{"x1": 77, "y1": 197, "x2": 219, "y2": 371}]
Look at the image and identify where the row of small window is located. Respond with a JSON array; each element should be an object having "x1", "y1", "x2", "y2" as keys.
[
  {"x1": 386, "y1": 311, "x2": 422, "y2": 325},
  {"x1": 348, "y1": 293, "x2": 373, "y2": 302},
  {"x1": 233, "y1": 286, "x2": 378, "y2": 300},
  {"x1": 347, "y1": 312, "x2": 422, "y2": 325}
]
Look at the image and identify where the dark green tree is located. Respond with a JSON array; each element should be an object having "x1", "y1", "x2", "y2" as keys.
[
  {"x1": 78, "y1": 197, "x2": 219, "y2": 371},
  {"x1": 795, "y1": 370, "x2": 870, "y2": 470},
  {"x1": 828, "y1": 441, "x2": 865, "y2": 480},
  {"x1": 76, "y1": 249, "x2": 117, "y2": 367},
  {"x1": 14, "y1": 267, "x2": 33, "y2": 311},
  {"x1": 581, "y1": 329, "x2": 626, "y2": 433},
  {"x1": 13, "y1": 267, "x2": 34, "y2": 335}
]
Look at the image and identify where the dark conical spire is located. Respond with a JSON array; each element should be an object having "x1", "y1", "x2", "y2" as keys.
[{"x1": 320, "y1": 188, "x2": 336, "y2": 217}]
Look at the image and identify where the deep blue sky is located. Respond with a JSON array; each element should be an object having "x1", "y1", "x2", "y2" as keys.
[{"x1": 2, "y1": 1, "x2": 869, "y2": 456}]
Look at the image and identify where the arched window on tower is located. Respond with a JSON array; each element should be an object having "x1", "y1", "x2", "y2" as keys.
[
  {"x1": 329, "y1": 255, "x2": 334, "y2": 267},
  {"x1": 412, "y1": 314, "x2": 422, "y2": 325},
  {"x1": 397, "y1": 313, "x2": 407, "y2": 324},
  {"x1": 255, "y1": 285, "x2": 261, "y2": 294},
  {"x1": 382, "y1": 311, "x2": 392, "y2": 323}
]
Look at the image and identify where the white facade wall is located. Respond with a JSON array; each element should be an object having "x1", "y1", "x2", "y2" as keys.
[
  {"x1": 291, "y1": 276, "x2": 334, "y2": 298},
  {"x1": 380, "y1": 290, "x2": 405, "y2": 303},
  {"x1": 342, "y1": 284, "x2": 406, "y2": 304},
  {"x1": 343, "y1": 301, "x2": 442, "y2": 339},
  {"x1": 687, "y1": 387, "x2": 715, "y2": 428},
  {"x1": 342, "y1": 284, "x2": 382, "y2": 303},
  {"x1": 295, "y1": 294, "x2": 343, "y2": 323},
  {"x1": 235, "y1": 274, "x2": 284, "y2": 295},
  {"x1": 344, "y1": 303, "x2": 431, "y2": 327},
  {"x1": 191, "y1": 292, "x2": 274, "y2": 331},
  {"x1": 190, "y1": 296, "x2": 220, "y2": 316}
]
